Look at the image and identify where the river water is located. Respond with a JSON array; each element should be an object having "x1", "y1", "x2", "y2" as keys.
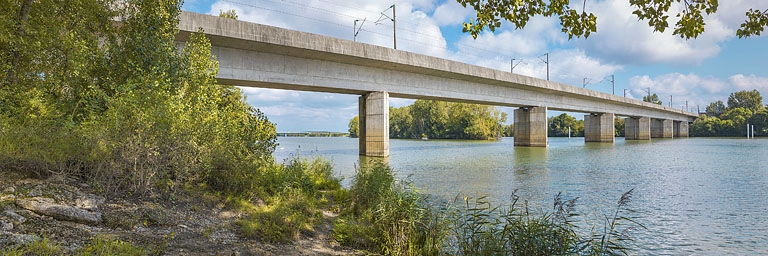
[{"x1": 274, "y1": 136, "x2": 768, "y2": 255}]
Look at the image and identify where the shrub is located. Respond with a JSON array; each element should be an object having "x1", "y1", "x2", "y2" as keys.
[{"x1": 337, "y1": 159, "x2": 446, "y2": 255}]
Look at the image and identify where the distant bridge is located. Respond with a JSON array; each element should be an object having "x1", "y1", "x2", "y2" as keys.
[{"x1": 175, "y1": 11, "x2": 699, "y2": 157}]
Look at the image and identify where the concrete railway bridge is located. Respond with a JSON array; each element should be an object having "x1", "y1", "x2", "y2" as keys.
[{"x1": 175, "y1": 11, "x2": 699, "y2": 157}]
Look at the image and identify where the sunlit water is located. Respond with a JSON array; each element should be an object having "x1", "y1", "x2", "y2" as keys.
[{"x1": 274, "y1": 137, "x2": 768, "y2": 255}]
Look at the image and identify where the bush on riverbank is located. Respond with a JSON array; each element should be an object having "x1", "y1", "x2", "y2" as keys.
[{"x1": 333, "y1": 159, "x2": 643, "y2": 255}]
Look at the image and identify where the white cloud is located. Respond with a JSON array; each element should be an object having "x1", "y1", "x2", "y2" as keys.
[
  {"x1": 432, "y1": 1, "x2": 474, "y2": 26},
  {"x1": 572, "y1": 0, "x2": 740, "y2": 65},
  {"x1": 628, "y1": 73, "x2": 768, "y2": 111},
  {"x1": 729, "y1": 74, "x2": 768, "y2": 91}
]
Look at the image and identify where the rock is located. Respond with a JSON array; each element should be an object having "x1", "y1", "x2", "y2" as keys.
[
  {"x1": 74, "y1": 193, "x2": 105, "y2": 211},
  {"x1": 0, "y1": 220, "x2": 11, "y2": 231},
  {"x1": 27, "y1": 188, "x2": 41, "y2": 197},
  {"x1": 2, "y1": 186, "x2": 14, "y2": 194},
  {"x1": 15, "y1": 197, "x2": 102, "y2": 225},
  {"x1": 0, "y1": 232, "x2": 39, "y2": 246},
  {"x1": 0, "y1": 194, "x2": 14, "y2": 202},
  {"x1": 2, "y1": 210, "x2": 27, "y2": 224}
]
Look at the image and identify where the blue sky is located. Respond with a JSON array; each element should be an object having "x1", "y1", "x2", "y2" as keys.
[{"x1": 182, "y1": 0, "x2": 768, "y2": 132}]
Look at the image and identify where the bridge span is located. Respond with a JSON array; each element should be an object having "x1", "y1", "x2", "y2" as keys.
[{"x1": 175, "y1": 11, "x2": 699, "y2": 157}]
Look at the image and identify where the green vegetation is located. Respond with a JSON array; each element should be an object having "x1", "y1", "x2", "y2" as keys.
[
  {"x1": 692, "y1": 89, "x2": 768, "y2": 136},
  {"x1": 548, "y1": 113, "x2": 585, "y2": 137},
  {"x1": 643, "y1": 93, "x2": 664, "y2": 105},
  {"x1": 458, "y1": 0, "x2": 767, "y2": 39},
  {"x1": 234, "y1": 156, "x2": 343, "y2": 243},
  {"x1": 350, "y1": 100, "x2": 508, "y2": 140},
  {"x1": 1, "y1": 0, "x2": 275, "y2": 197},
  {"x1": 75, "y1": 236, "x2": 147, "y2": 256},
  {"x1": 333, "y1": 160, "x2": 644, "y2": 255},
  {"x1": 0, "y1": 236, "x2": 147, "y2": 256},
  {"x1": 0, "y1": 238, "x2": 61, "y2": 256}
]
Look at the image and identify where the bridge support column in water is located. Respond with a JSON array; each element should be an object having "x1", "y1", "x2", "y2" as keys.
[
  {"x1": 514, "y1": 106, "x2": 548, "y2": 147},
  {"x1": 625, "y1": 116, "x2": 651, "y2": 140},
  {"x1": 584, "y1": 113, "x2": 615, "y2": 142},
  {"x1": 651, "y1": 119, "x2": 674, "y2": 138},
  {"x1": 359, "y1": 91, "x2": 390, "y2": 157},
  {"x1": 674, "y1": 121, "x2": 689, "y2": 138}
]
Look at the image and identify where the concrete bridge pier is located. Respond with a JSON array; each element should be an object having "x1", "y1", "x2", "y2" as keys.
[
  {"x1": 514, "y1": 106, "x2": 548, "y2": 147},
  {"x1": 674, "y1": 121, "x2": 689, "y2": 138},
  {"x1": 625, "y1": 117, "x2": 651, "y2": 140},
  {"x1": 584, "y1": 113, "x2": 615, "y2": 143},
  {"x1": 359, "y1": 92, "x2": 389, "y2": 157},
  {"x1": 651, "y1": 119, "x2": 674, "y2": 138}
]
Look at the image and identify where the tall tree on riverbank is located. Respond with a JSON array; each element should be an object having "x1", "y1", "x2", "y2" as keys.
[
  {"x1": 727, "y1": 89, "x2": 763, "y2": 112},
  {"x1": 0, "y1": 0, "x2": 276, "y2": 197},
  {"x1": 692, "y1": 89, "x2": 767, "y2": 137}
]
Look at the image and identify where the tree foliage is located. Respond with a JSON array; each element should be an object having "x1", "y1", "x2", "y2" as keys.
[
  {"x1": 219, "y1": 9, "x2": 238, "y2": 20},
  {"x1": 643, "y1": 93, "x2": 663, "y2": 105},
  {"x1": 458, "y1": 0, "x2": 766, "y2": 39},
  {"x1": 348, "y1": 116, "x2": 360, "y2": 138},
  {"x1": 692, "y1": 90, "x2": 767, "y2": 137},
  {"x1": 548, "y1": 113, "x2": 584, "y2": 137},
  {"x1": 706, "y1": 100, "x2": 726, "y2": 116},
  {"x1": 0, "y1": 0, "x2": 276, "y2": 197},
  {"x1": 727, "y1": 89, "x2": 763, "y2": 112}
]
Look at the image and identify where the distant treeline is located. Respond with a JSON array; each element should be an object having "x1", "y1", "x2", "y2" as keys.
[
  {"x1": 277, "y1": 132, "x2": 349, "y2": 137},
  {"x1": 691, "y1": 90, "x2": 767, "y2": 137},
  {"x1": 349, "y1": 100, "x2": 510, "y2": 140}
]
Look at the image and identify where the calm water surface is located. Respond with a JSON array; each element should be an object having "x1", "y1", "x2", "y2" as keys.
[{"x1": 274, "y1": 137, "x2": 768, "y2": 255}]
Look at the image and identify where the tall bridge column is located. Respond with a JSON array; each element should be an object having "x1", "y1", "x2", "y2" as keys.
[
  {"x1": 651, "y1": 119, "x2": 674, "y2": 138},
  {"x1": 514, "y1": 106, "x2": 547, "y2": 147},
  {"x1": 359, "y1": 92, "x2": 389, "y2": 157},
  {"x1": 584, "y1": 113, "x2": 615, "y2": 143},
  {"x1": 674, "y1": 121, "x2": 689, "y2": 138},
  {"x1": 625, "y1": 117, "x2": 651, "y2": 140}
]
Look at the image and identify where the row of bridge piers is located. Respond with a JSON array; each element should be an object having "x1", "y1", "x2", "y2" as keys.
[{"x1": 359, "y1": 92, "x2": 690, "y2": 157}]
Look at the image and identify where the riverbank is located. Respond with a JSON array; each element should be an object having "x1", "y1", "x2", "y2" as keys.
[{"x1": 0, "y1": 168, "x2": 362, "y2": 255}]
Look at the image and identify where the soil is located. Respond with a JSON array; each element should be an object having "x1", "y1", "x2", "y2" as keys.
[{"x1": 0, "y1": 169, "x2": 363, "y2": 255}]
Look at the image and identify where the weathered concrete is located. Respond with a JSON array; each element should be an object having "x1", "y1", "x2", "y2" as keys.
[
  {"x1": 359, "y1": 92, "x2": 389, "y2": 157},
  {"x1": 674, "y1": 121, "x2": 689, "y2": 138},
  {"x1": 651, "y1": 119, "x2": 674, "y2": 138},
  {"x1": 584, "y1": 113, "x2": 615, "y2": 143},
  {"x1": 625, "y1": 117, "x2": 651, "y2": 140},
  {"x1": 175, "y1": 11, "x2": 699, "y2": 123},
  {"x1": 514, "y1": 107, "x2": 547, "y2": 147}
]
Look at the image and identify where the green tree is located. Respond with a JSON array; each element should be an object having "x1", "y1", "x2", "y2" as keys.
[
  {"x1": 706, "y1": 100, "x2": 726, "y2": 116},
  {"x1": 219, "y1": 9, "x2": 238, "y2": 20},
  {"x1": 727, "y1": 89, "x2": 763, "y2": 112},
  {"x1": 643, "y1": 93, "x2": 663, "y2": 105},
  {"x1": 0, "y1": 0, "x2": 277, "y2": 197},
  {"x1": 548, "y1": 113, "x2": 583, "y2": 137},
  {"x1": 389, "y1": 106, "x2": 413, "y2": 138},
  {"x1": 458, "y1": 0, "x2": 766, "y2": 39},
  {"x1": 348, "y1": 116, "x2": 359, "y2": 138},
  {"x1": 748, "y1": 109, "x2": 768, "y2": 136},
  {"x1": 614, "y1": 116, "x2": 625, "y2": 137},
  {"x1": 503, "y1": 124, "x2": 514, "y2": 137}
]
